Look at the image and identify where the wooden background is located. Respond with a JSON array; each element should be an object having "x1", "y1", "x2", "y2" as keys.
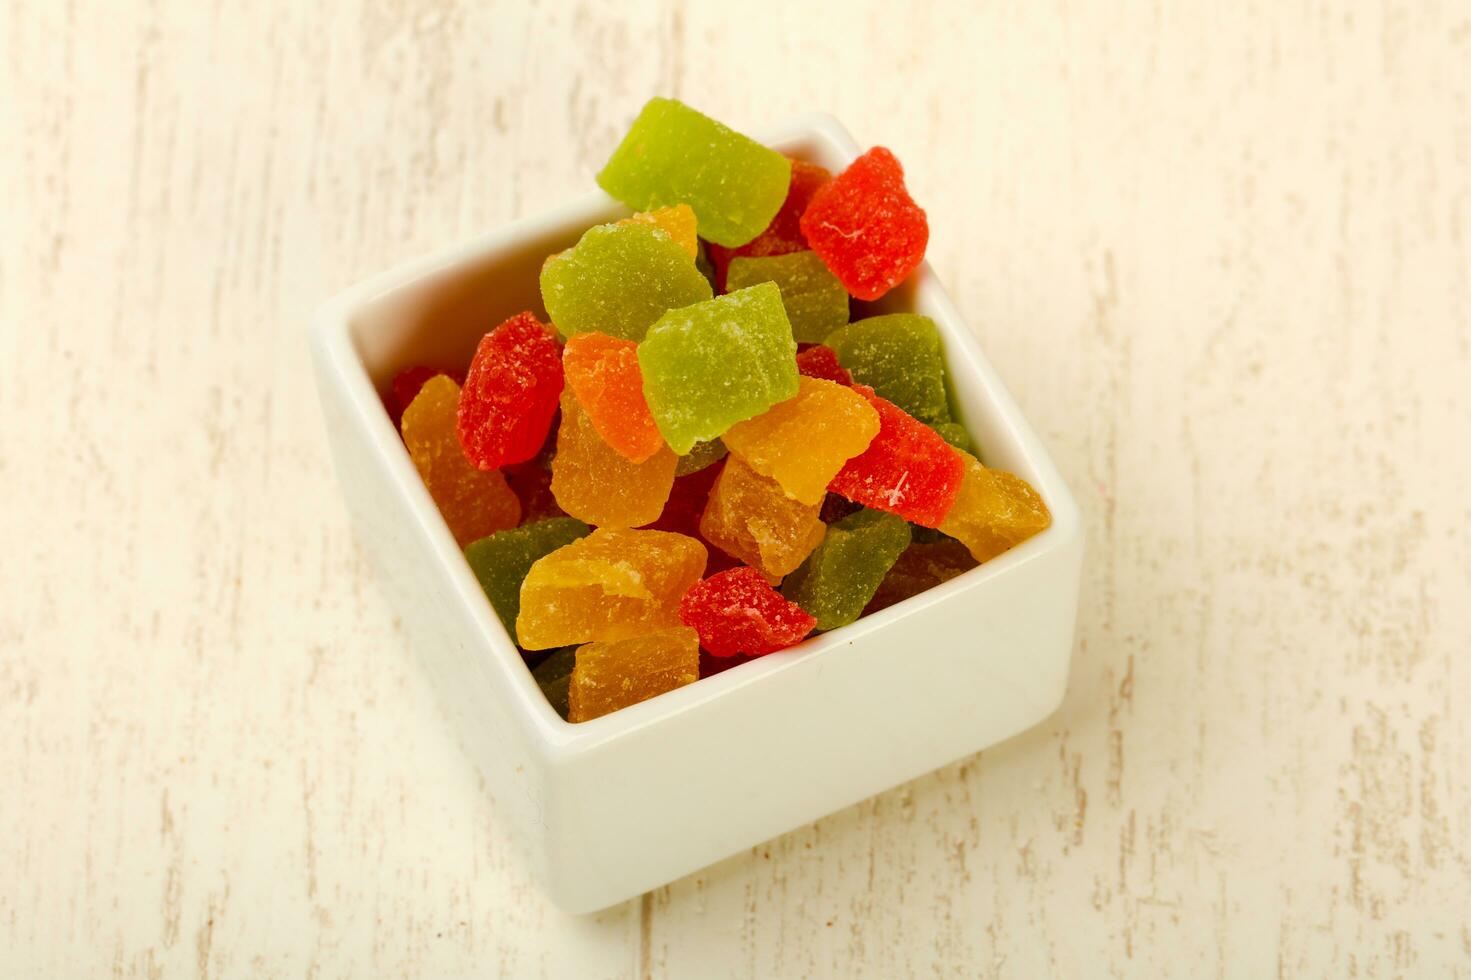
[{"x1": 4, "y1": 1, "x2": 1469, "y2": 976}]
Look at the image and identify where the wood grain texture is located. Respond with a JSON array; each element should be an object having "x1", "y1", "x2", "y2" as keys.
[{"x1": 3, "y1": 1, "x2": 1468, "y2": 977}]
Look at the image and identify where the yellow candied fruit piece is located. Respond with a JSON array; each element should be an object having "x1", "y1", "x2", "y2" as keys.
[
  {"x1": 516, "y1": 528, "x2": 706, "y2": 649},
  {"x1": 938, "y1": 452, "x2": 1051, "y2": 562},
  {"x1": 722, "y1": 377, "x2": 879, "y2": 505},
  {"x1": 567, "y1": 626, "x2": 700, "y2": 722},
  {"x1": 401, "y1": 375, "x2": 520, "y2": 546},
  {"x1": 699, "y1": 455, "x2": 826, "y2": 581},
  {"x1": 550, "y1": 388, "x2": 677, "y2": 528}
]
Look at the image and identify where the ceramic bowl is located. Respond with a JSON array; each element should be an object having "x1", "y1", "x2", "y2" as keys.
[{"x1": 310, "y1": 113, "x2": 1083, "y2": 913}]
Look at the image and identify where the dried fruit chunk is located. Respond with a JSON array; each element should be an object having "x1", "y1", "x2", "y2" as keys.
[
  {"x1": 597, "y1": 97, "x2": 791, "y2": 247},
  {"x1": 725, "y1": 251, "x2": 848, "y2": 344},
  {"x1": 402, "y1": 376, "x2": 521, "y2": 545},
  {"x1": 795, "y1": 345, "x2": 853, "y2": 386},
  {"x1": 562, "y1": 333, "x2": 665, "y2": 463},
  {"x1": 567, "y1": 627, "x2": 700, "y2": 722},
  {"x1": 638, "y1": 283, "x2": 799, "y2": 454},
  {"x1": 549, "y1": 388, "x2": 677, "y2": 529},
  {"x1": 937, "y1": 453, "x2": 1052, "y2": 562},
  {"x1": 824, "y1": 314, "x2": 951, "y2": 426},
  {"x1": 516, "y1": 528, "x2": 706, "y2": 650},
  {"x1": 456, "y1": 312, "x2": 564, "y2": 470},
  {"x1": 679, "y1": 567, "x2": 817, "y2": 658},
  {"x1": 827, "y1": 386, "x2": 964, "y2": 528},
  {"x1": 783, "y1": 509, "x2": 912, "y2": 631},
  {"x1": 722, "y1": 377, "x2": 879, "y2": 505},
  {"x1": 708, "y1": 159, "x2": 831, "y2": 287},
  {"x1": 464, "y1": 517, "x2": 590, "y2": 635},
  {"x1": 699, "y1": 455, "x2": 826, "y2": 580},
  {"x1": 540, "y1": 221, "x2": 711, "y2": 341},
  {"x1": 800, "y1": 147, "x2": 928, "y2": 301}
]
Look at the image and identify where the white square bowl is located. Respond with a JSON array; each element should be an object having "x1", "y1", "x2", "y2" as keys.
[{"x1": 309, "y1": 113, "x2": 1084, "y2": 914}]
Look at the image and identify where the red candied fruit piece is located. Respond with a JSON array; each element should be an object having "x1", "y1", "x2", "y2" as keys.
[
  {"x1": 708, "y1": 159, "x2": 831, "y2": 290},
  {"x1": 800, "y1": 147, "x2": 929, "y2": 301},
  {"x1": 388, "y1": 365, "x2": 464, "y2": 425},
  {"x1": 828, "y1": 385, "x2": 964, "y2": 527},
  {"x1": 456, "y1": 312, "x2": 564, "y2": 470},
  {"x1": 795, "y1": 345, "x2": 853, "y2": 386},
  {"x1": 679, "y1": 566, "x2": 817, "y2": 658}
]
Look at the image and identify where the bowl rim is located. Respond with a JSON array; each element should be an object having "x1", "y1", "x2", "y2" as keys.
[{"x1": 310, "y1": 111, "x2": 1082, "y2": 761}]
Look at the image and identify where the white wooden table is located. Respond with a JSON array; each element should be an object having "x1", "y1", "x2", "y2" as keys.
[{"x1": 5, "y1": 2, "x2": 1469, "y2": 976}]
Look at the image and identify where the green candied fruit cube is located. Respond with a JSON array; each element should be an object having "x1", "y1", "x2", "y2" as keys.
[
  {"x1": 932, "y1": 420, "x2": 974, "y2": 453},
  {"x1": 783, "y1": 509, "x2": 912, "y2": 631},
  {"x1": 541, "y1": 222, "x2": 711, "y2": 341},
  {"x1": 638, "y1": 282, "x2": 799, "y2": 455},
  {"x1": 597, "y1": 97, "x2": 792, "y2": 248},
  {"x1": 531, "y1": 646, "x2": 578, "y2": 719},
  {"x1": 464, "y1": 518, "x2": 591, "y2": 635},
  {"x1": 725, "y1": 251, "x2": 849, "y2": 344},
  {"x1": 824, "y1": 313, "x2": 954, "y2": 426}
]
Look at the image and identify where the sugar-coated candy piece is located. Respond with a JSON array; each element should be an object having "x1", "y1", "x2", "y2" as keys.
[
  {"x1": 402, "y1": 376, "x2": 522, "y2": 545},
  {"x1": 567, "y1": 627, "x2": 700, "y2": 722},
  {"x1": 699, "y1": 455, "x2": 826, "y2": 580},
  {"x1": 674, "y1": 438, "x2": 727, "y2": 477},
  {"x1": 725, "y1": 251, "x2": 849, "y2": 344},
  {"x1": 456, "y1": 312, "x2": 564, "y2": 470},
  {"x1": 863, "y1": 538, "x2": 979, "y2": 614},
  {"x1": 516, "y1": 528, "x2": 706, "y2": 649},
  {"x1": 503, "y1": 460, "x2": 565, "y2": 522},
  {"x1": 828, "y1": 386, "x2": 965, "y2": 527},
  {"x1": 550, "y1": 388, "x2": 677, "y2": 528},
  {"x1": 800, "y1": 147, "x2": 929, "y2": 301},
  {"x1": 562, "y1": 333, "x2": 665, "y2": 463},
  {"x1": 825, "y1": 314, "x2": 951, "y2": 425},
  {"x1": 938, "y1": 453, "x2": 1052, "y2": 562},
  {"x1": 795, "y1": 345, "x2": 853, "y2": 386},
  {"x1": 722, "y1": 377, "x2": 879, "y2": 505},
  {"x1": 597, "y1": 97, "x2": 791, "y2": 248},
  {"x1": 531, "y1": 646, "x2": 578, "y2": 719},
  {"x1": 638, "y1": 283, "x2": 800, "y2": 454},
  {"x1": 932, "y1": 421, "x2": 973, "y2": 453},
  {"x1": 679, "y1": 566, "x2": 817, "y2": 658},
  {"x1": 783, "y1": 509, "x2": 912, "y2": 631},
  {"x1": 541, "y1": 222, "x2": 712, "y2": 341},
  {"x1": 464, "y1": 517, "x2": 591, "y2": 635},
  {"x1": 707, "y1": 159, "x2": 831, "y2": 287}
]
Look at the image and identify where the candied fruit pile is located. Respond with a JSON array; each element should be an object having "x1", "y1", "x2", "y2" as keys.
[{"x1": 390, "y1": 98, "x2": 1054, "y2": 722}]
